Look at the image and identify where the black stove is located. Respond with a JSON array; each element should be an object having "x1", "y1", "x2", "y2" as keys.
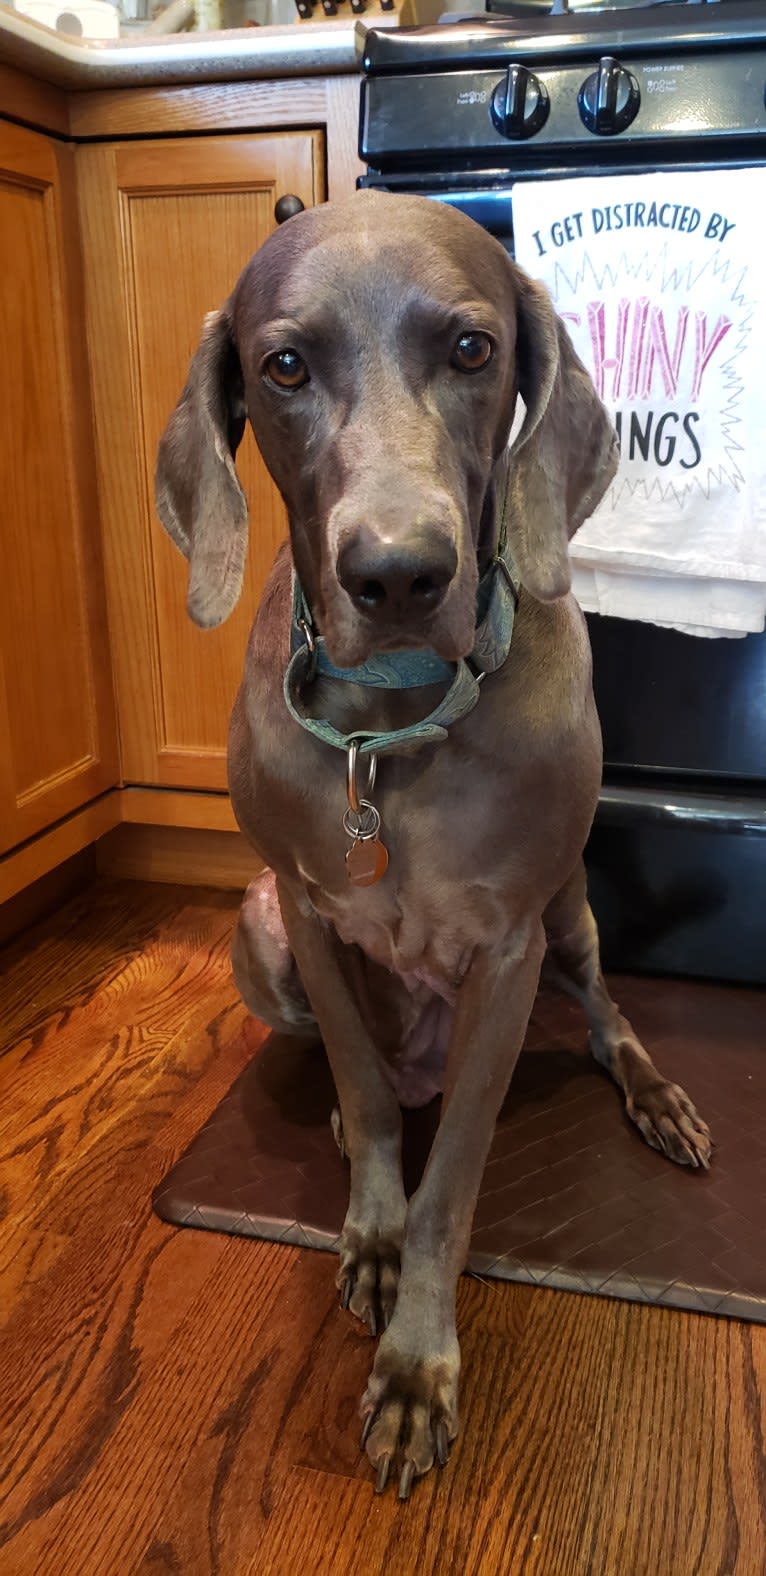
[
  {"x1": 361, "y1": 2, "x2": 766, "y2": 190},
  {"x1": 360, "y1": 1, "x2": 766, "y2": 987}
]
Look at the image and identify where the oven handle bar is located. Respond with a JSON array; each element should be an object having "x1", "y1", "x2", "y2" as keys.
[{"x1": 597, "y1": 785, "x2": 766, "y2": 837}]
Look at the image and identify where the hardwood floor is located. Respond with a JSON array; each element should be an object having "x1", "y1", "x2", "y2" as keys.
[{"x1": 1, "y1": 881, "x2": 764, "y2": 1575}]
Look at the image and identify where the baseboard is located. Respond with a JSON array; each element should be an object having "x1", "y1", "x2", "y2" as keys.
[
  {"x1": 0, "y1": 787, "x2": 259, "y2": 908},
  {"x1": 0, "y1": 792, "x2": 120, "y2": 906},
  {"x1": 96, "y1": 823, "x2": 260, "y2": 889},
  {"x1": 0, "y1": 847, "x2": 97, "y2": 946}
]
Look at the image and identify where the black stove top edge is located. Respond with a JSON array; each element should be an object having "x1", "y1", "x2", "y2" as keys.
[
  {"x1": 361, "y1": 146, "x2": 766, "y2": 182},
  {"x1": 363, "y1": 3, "x2": 766, "y2": 73}
]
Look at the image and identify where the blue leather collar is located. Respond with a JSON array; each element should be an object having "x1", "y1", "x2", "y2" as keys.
[{"x1": 283, "y1": 531, "x2": 520, "y2": 759}]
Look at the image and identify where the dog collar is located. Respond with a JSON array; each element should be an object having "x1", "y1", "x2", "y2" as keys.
[{"x1": 282, "y1": 534, "x2": 520, "y2": 761}]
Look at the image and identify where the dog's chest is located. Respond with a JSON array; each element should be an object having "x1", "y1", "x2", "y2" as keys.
[
  {"x1": 296, "y1": 766, "x2": 514, "y2": 996},
  {"x1": 300, "y1": 817, "x2": 511, "y2": 1108},
  {"x1": 323, "y1": 884, "x2": 492, "y2": 995}
]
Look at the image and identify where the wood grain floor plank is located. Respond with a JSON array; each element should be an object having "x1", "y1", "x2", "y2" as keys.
[
  {"x1": 15, "y1": 1237, "x2": 296, "y2": 1576},
  {"x1": 0, "y1": 1023, "x2": 260, "y2": 1560},
  {"x1": 0, "y1": 879, "x2": 208, "y2": 1051},
  {"x1": 0, "y1": 912, "x2": 235, "y2": 1154},
  {"x1": 0, "y1": 928, "x2": 236, "y2": 1166},
  {"x1": 572, "y1": 1305, "x2": 766, "y2": 1576},
  {"x1": 0, "y1": 891, "x2": 262, "y2": 1568},
  {"x1": 0, "y1": 904, "x2": 250, "y2": 1307}
]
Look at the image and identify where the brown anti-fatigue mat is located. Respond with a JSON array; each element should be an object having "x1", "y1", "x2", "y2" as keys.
[{"x1": 153, "y1": 975, "x2": 766, "y2": 1322}]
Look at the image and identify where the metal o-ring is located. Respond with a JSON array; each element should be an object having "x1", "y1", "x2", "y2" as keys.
[
  {"x1": 343, "y1": 801, "x2": 380, "y2": 841},
  {"x1": 346, "y1": 742, "x2": 378, "y2": 814}
]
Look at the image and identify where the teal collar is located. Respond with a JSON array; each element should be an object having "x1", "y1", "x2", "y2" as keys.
[{"x1": 283, "y1": 532, "x2": 520, "y2": 760}]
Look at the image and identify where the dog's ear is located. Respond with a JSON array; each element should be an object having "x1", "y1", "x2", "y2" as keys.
[
  {"x1": 505, "y1": 271, "x2": 618, "y2": 601},
  {"x1": 155, "y1": 308, "x2": 248, "y2": 629}
]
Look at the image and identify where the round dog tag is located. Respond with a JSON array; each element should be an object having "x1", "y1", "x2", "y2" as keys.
[{"x1": 346, "y1": 836, "x2": 389, "y2": 887}]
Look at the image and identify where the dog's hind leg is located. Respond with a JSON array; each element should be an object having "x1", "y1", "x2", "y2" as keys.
[
  {"x1": 232, "y1": 868, "x2": 318, "y2": 1037},
  {"x1": 543, "y1": 862, "x2": 712, "y2": 1169}
]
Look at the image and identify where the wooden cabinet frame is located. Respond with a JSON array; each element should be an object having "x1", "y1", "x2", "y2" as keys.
[{"x1": 0, "y1": 122, "x2": 119, "y2": 851}]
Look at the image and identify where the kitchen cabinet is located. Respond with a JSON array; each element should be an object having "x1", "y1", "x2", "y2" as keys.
[
  {"x1": 0, "y1": 120, "x2": 118, "y2": 854},
  {"x1": 78, "y1": 131, "x2": 323, "y2": 791}
]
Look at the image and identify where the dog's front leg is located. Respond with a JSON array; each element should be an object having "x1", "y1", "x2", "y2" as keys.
[
  {"x1": 360, "y1": 917, "x2": 547, "y2": 1498},
  {"x1": 277, "y1": 879, "x2": 408, "y2": 1334}
]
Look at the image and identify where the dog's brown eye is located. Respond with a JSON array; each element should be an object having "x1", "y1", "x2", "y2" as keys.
[
  {"x1": 264, "y1": 349, "x2": 309, "y2": 390},
  {"x1": 451, "y1": 332, "x2": 493, "y2": 373}
]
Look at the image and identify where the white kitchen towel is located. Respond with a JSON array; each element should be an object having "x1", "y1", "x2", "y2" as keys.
[
  {"x1": 572, "y1": 565, "x2": 766, "y2": 638},
  {"x1": 512, "y1": 169, "x2": 766, "y2": 634}
]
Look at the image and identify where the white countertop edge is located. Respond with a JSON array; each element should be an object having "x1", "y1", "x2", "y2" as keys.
[{"x1": 0, "y1": 6, "x2": 369, "y2": 87}]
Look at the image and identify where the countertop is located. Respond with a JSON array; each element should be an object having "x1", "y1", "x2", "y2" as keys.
[{"x1": 0, "y1": 5, "x2": 368, "y2": 86}]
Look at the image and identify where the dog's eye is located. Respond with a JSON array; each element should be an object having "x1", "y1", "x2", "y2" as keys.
[
  {"x1": 451, "y1": 332, "x2": 493, "y2": 373},
  {"x1": 264, "y1": 349, "x2": 309, "y2": 390}
]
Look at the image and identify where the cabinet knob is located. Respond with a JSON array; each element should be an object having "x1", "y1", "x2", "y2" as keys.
[{"x1": 274, "y1": 195, "x2": 306, "y2": 224}]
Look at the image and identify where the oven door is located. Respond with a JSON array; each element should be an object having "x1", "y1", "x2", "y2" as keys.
[{"x1": 361, "y1": 165, "x2": 766, "y2": 985}]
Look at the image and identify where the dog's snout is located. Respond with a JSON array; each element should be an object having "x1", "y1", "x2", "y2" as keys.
[{"x1": 338, "y1": 531, "x2": 457, "y2": 622}]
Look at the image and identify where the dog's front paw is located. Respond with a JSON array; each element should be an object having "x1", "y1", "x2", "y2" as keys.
[
  {"x1": 628, "y1": 1078, "x2": 712, "y2": 1169},
  {"x1": 337, "y1": 1219, "x2": 405, "y2": 1336},
  {"x1": 359, "y1": 1325, "x2": 460, "y2": 1499}
]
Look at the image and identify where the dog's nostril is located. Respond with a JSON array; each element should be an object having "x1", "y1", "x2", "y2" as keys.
[
  {"x1": 359, "y1": 579, "x2": 386, "y2": 609},
  {"x1": 411, "y1": 574, "x2": 438, "y2": 602}
]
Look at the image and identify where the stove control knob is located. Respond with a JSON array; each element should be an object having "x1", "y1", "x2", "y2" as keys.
[
  {"x1": 578, "y1": 56, "x2": 640, "y2": 136},
  {"x1": 490, "y1": 63, "x2": 550, "y2": 141}
]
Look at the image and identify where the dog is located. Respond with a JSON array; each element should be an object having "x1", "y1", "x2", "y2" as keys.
[{"x1": 156, "y1": 190, "x2": 711, "y2": 1500}]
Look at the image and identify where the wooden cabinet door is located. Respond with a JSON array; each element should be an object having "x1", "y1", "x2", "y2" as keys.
[
  {"x1": 78, "y1": 132, "x2": 323, "y2": 791},
  {"x1": 0, "y1": 122, "x2": 118, "y2": 854}
]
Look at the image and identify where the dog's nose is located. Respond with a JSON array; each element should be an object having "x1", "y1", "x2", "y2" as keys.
[{"x1": 338, "y1": 531, "x2": 457, "y2": 621}]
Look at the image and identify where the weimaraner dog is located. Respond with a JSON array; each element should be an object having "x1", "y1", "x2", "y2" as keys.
[{"x1": 156, "y1": 190, "x2": 711, "y2": 1499}]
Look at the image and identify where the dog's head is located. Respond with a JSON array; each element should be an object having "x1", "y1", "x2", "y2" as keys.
[{"x1": 156, "y1": 191, "x2": 617, "y2": 665}]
